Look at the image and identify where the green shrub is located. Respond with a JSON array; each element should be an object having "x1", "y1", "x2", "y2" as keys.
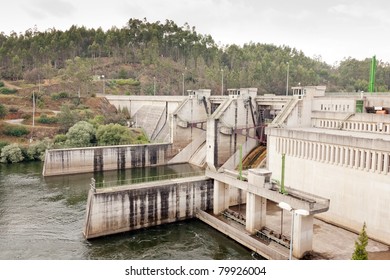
[
  {"x1": 3, "y1": 124, "x2": 30, "y2": 137},
  {"x1": 96, "y1": 123, "x2": 133, "y2": 145},
  {"x1": 65, "y1": 121, "x2": 96, "y2": 147},
  {"x1": 115, "y1": 78, "x2": 140, "y2": 86},
  {"x1": 9, "y1": 107, "x2": 18, "y2": 113},
  {"x1": 0, "y1": 141, "x2": 9, "y2": 153},
  {"x1": 0, "y1": 144, "x2": 24, "y2": 163},
  {"x1": 27, "y1": 138, "x2": 53, "y2": 161},
  {"x1": 0, "y1": 81, "x2": 4, "y2": 87},
  {"x1": 0, "y1": 103, "x2": 8, "y2": 119},
  {"x1": 38, "y1": 114, "x2": 58, "y2": 124},
  {"x1": 51, "y1": 91, "x2": 69, "y2": 100},
  {"x1": 0, "y1": 87, "x2": 17, "y2": 94}
]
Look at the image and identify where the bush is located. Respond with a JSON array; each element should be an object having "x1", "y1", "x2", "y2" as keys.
[
  {"x1": 38, "y1": 114, "x2": 58, "y2": 124},
  {"x1": 0, "y1": 87, "x2": 17, "y2": 94},
  {"x1": 27, "y1": 138, "x2": 53, "y2": 161},
  {"x1": 9, "y1": 107, "x2": 19, "y2": 113},
  {"x1": 0, "y1": 144, "x2": 24, "y2": 163},
  {"x1": 0, "y1": 104, "x2": 8, "y2": 119},
  {"x1": 65, "y1": 121, "x2": 96, "y2": 147},
  {"x1": 3, "y1": 124, "x2": 30, "y2": 137},
  {"x1": 53, "y1": 134, "x2": 67, "y2": 148},
  {"x1": 51, "y1": 91, "x2": 69, "y2": 100},
  {"x1": 115, "y1": 78, "x2": 140, "y2": 86},
  {"x1": 0, "y1": 81, "x2": 4, "y2": 87},
  {"x1": 96, "y1": 123, "x2": 133, "y2": 146},
  {"x1": 0, "y1": 141, "x2": 9, "y2": 153}
]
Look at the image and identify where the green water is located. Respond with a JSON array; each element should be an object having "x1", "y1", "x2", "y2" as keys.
[{"x1": 0, "y1": 162, "x2": 255, "y2": 260}]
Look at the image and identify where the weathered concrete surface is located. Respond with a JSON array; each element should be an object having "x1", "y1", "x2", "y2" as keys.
[
  {"x1": 43, "y1": 143, "x2": 175, "y2": 176},
  {"x1": 83, "y1": 176, "x2": 213, "y2": 239},
  {"x1": 266, "y1": 90, "x2": 390, "y2": 245}
]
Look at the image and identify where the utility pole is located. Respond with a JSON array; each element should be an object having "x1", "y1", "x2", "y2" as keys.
[
  {"x1": 286, "y1": 62, "x2": 289, "y2": 96},
  {"x1": 368, "y1": 55, "x2": 376, "y2": 93},
  {"x1": 221, "y1": 68, "x2": 224, "y2": 95}
]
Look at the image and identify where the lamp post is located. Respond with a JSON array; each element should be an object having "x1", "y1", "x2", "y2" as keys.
[
  {"x1": 221, "y1": 68, "x2": 224, "y2": 95},
  {"x1": 101, "y1": 75, "x2": 105, "y2": 95},
  {"x1": 182, "y1": 72, "x2": 184, "y2": 96},
  {"x1": 278, "y1": 202, "x2": 309, "y2": 260},
  {"x1": 286, "y1": 62, "x2": 289, "y2": 96}
]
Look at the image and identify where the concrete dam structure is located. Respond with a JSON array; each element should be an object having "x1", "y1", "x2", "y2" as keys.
[
  {"x1": 44, "y1": 87, "x2": 390, "y2": 258},
  {"x1": 79, "y1": 89, "x2": 330, "y2": 259},
  {"x1": 266, "y1": 86, "x2": 390, "y2": 246}
]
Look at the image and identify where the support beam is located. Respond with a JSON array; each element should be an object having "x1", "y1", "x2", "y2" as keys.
[
  {"x1": 245, "y1": 192, "x2": 267, "y2": 234},
  {"x1": 292, "y1": 213, "x2": 314, "y2": 258},
  {"x1": 213, "y1": 180, "x2": 229, "y2": 215}
]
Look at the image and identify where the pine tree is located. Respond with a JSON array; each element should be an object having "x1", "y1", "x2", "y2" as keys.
[{"x1": 352, "y1": 222, "x2": 368, "y2": 260}]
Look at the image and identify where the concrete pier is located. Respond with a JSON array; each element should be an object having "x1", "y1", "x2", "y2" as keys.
[
  {"x1": 43, "y1": 143, "x2": 175, "y2": 176},
  {"x1": 83, "y1": 176, "x2": 213, "y2": 239},
  {"x1": 207, "y1": 168, "x2": 329, "y2": 259}
]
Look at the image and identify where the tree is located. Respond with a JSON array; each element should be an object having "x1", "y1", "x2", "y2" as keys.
[
  {"x1": 60, "y1": 57, "x2": 92, "y2": 98},
  {"x1": 27, "y1": 138, "x2": 53, "y2": 161},
  {"x1": 57, "y1": 105, "x2": 79, "y2": 132},
  {"x1": 352, "y1": 222, "x2": 368, "y2": 260},
  {"x1": 65, "y1": 121, "x2": 96, "y2": 147},
  {"x1": 0, "y1": 144, "x2": 24, "y2": 163},
  {"x1": 96, "y1": 123, "x2": 133, "y2": 146}
]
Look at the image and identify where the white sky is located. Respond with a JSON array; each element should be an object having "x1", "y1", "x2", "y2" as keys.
[{"x1": 2, "y1": 0, "x2": 390, "y2": 65}]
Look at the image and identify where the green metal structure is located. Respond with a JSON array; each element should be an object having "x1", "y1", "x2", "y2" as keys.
[
  {"x1": 280, "y1": 153, "x2": 288, "y2": 195},
  {"x1": 368, "y1": 55, "x2": 376, "y2": 93}
]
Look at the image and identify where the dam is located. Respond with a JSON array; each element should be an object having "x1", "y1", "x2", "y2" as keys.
[{"x1": 43, "y1": 86, "x2": 390, "y2": 259}]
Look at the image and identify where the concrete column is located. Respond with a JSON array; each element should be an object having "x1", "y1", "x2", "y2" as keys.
[
  {"x1": 293, "y1": 213, "x2": 314, "y2": 259},
  {"x1": 335, "y1": 146, "x2": 339, "y2": 165},
  {"x1": 371, "y1": 152, "x2": 377, "y2": 172},
  {"x1": 349, "y1": 148, "x2": 354, "y2": 168},
  {"x1": 378, "y1": 152, "x2": 383, "y2": 173},
  {"x1": 344, "y1": 147, "x2": 349, "y2": 166},
  {"x1": 320, "y1": 144, "x2": 325, "y2": 162},
  {"x1": 206, "y1": 118, "x2": 217, "y2": 170},
  {"x1": 325, "y1": 145, "x2": 330, "y2": 163},
  {"x1": 304, "y1": 141, "x2": 309, "y2": 159},
  {"x1": 245, "y1": 192, "x2": 267, "y2": 234},
  {"x1": 365, "y1": 151, "x2": 372, "y2": 171},
  {"x1": 308, "y1": 142, "x2": 313, "y2": 160},
  {"x1": 353, "y1": 149, "x2": 359, "y2": 169},
  {"x1": 383, "y1": 153, "x2": 389, "y2": 175},
  {"x1": 330, "y1": 145, "x2": 334, "y2": 164},
  {"x1": 213, "y1": 180, "x2": 229, "y2": 215},
  {"x1": 359, "y1": 149, "x2": 365, "y2": 170}
]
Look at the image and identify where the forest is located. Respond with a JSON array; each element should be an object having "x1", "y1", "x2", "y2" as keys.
[{"x1": 1, "y1": 18, "x2": 390, "y2": 95}]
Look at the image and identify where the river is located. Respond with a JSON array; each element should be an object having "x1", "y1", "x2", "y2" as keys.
[{"x1": 0, "y1": 162, "x2": 255, "y2": 260}]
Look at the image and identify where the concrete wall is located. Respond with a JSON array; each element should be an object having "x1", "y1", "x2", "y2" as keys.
[
  {"x1": 83, "y1": 177, "x2": 213, "y2": 239},
  {"x1": 267, "y1": 131, "x2": 390, "y2": 245},
  {"x1": 105, "y1": 95, "x2": 185, "y2": 118},
  {"x1": 171, "y1": 91, "x2": 210, "y2": 153},
  {"x1": 43, "y1": 143, "x2": 175, "y2": 176}
]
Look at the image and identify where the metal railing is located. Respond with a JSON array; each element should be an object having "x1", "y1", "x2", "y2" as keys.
[{"x1": 94, "y1": 170, "x2": 205, "y2": 189}]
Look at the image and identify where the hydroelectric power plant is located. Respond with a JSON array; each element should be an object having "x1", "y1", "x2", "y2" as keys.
[{"x1": 42, "y1": 86, "x2": 390, "y2": 259}]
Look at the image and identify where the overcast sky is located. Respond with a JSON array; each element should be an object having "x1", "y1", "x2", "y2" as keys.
[{"x1": 2, "y1": 0, "x2": 390, "y2": 65}]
